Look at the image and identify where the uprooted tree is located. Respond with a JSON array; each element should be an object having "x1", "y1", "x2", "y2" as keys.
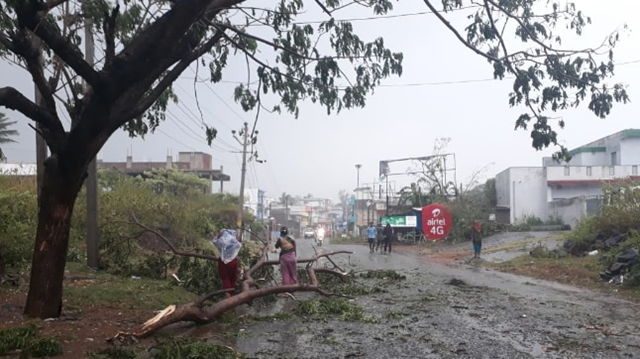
[
  {"x1": 0, "y1": 0, "x2": 628, "y2": 319},
  {"x1": 122, "y1": 215, "x2": 352, "y2": 338}
]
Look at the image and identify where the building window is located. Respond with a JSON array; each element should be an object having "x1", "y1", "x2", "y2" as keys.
[
  {"x1": 634, "y1": 166, "x2": 638, "y2": 175},
  {"x1": 611, "y1": 152, "x2": 617, "y2": 165},
  {"x1": 563, "y1": 166, "x2": 570, "y2": 176},
  {"x1": 609, "y1": 166, "x2": 615, "y2": 176},
  {"x1": 586, "y1": 166, "x2": 592, "y2": 176}
]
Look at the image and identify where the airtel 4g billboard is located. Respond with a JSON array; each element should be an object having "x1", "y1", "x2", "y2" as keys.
[{"x1": 421, "y1": 204, "x2": 452, "y2": 240}]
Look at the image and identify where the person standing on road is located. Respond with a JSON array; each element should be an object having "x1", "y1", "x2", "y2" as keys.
[
  {"x1": 470, "y1": 220, "x2": 483, "y2": 258},
  {"x1": 275, "y1": 226, "x2": 298, "y2": 286},
  {"x1": 212, "y1": 229, "x2": 242, "y2": 298},
  {"x1": 375, "y1": 224, "x2": 384, "y2": 252},
  {"x1": 383, "y1": 223, "x2": 393, "y2": 253},
  {"x1": 366, "y1": 222, "x2": 377, "y2": 253}
]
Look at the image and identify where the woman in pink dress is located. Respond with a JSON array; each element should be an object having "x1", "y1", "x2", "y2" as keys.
[{"x1": 275, "y1": 226, "x2": 297, "y2": 285}]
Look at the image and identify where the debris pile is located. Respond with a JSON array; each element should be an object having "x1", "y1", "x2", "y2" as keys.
[
  {"x1": 599, "y1": 249, "x2": 639, "y2": 285},
  {"x1": 563, "y1": 232, "x2": 639, "y2": 286}
]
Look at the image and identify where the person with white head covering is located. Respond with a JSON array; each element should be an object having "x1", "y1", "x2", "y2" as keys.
[{"x1": 212, "y1": 229, "x2": 242, "y2": 298}]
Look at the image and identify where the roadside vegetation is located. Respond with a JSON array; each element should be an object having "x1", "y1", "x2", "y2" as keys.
[
  {"x1": 484, "y1": 180, "x2": 640, "y2": 299},
  {"x1": 0, "y1": 168, "x2": 262, "y2": 281}
]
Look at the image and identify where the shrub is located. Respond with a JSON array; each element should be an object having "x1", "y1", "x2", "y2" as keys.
[{"x1": 0, "y1": 189, "x2": 37, "y2": 268}]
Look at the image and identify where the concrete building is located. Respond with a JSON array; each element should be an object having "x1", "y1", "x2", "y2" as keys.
[
  {"x1": 99, "y1": 151, "x2": 230, "y2": 193},
  {"x1": 495, "y1": 129, "x2": 640, "y2": 228}
]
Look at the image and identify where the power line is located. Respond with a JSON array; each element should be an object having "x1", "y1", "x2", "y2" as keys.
[
  {"x1": 185, "y1": 57, "x2": 640, "y2": 89},
  {"x1": 235, "y1": 5, "x2": 482, "y2": 27},
  {"x1": 156, "y1": 128, "x2": 197, "y2": 151}
]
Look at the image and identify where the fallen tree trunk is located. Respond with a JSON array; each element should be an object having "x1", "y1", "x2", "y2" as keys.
[{"x1": 114, "y1": 217, "x2": 353, "y2": 339}]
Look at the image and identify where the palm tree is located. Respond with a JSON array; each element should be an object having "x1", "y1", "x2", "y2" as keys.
[{"x1": 0, "y1": 112, "x2": 19, "y2": 161}]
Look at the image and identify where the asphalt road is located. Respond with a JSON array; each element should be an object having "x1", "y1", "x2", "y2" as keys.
[{"x1": 233, "y1": 235, "x2": 640, "y2": 358}]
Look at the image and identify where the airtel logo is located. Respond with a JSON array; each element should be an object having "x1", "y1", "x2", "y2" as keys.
[{"x1": 431, "y1": 208, "x2": 441, "y2": 217}]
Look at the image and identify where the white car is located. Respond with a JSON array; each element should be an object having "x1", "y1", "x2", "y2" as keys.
[{"x1": 303, "y1": 227, "x2": 315, "y2": 239}]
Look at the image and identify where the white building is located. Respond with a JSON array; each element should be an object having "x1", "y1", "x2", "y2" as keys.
[
  {"x1": 495, "y1": 129, "x2": 640, "y2": 228},
  {"x1": 244, "y1": 188, "x2": 266, "y2": 221}
]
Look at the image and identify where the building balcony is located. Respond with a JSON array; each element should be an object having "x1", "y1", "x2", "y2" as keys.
[{"x1": 547, "y1": 165, "x2": 640, "y2": 185}]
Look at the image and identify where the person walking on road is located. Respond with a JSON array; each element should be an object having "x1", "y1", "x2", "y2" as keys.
[
  {"x1": 366, "y1": 222, "x2": 377, "y2": 253},
  {"x1": 275, "y1": 226, "x2": 298, "y2": 287},
  {"x1": 383, "y1": 223, "x2": 393, "y2": 253},
  {"x1": 470, "y1": 220, "x2": 483, "y2": 258}
]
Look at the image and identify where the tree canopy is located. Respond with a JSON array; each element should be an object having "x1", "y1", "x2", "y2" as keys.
[{"x1": 427, "y1": 0, "x2": 629, "y2": 159}]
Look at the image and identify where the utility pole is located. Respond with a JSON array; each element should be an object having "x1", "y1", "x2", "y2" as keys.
[
  {"x1": 234, "y1": 122, "x2": 249, "y2": 228},
  {"x1": 84, "y1": 13, "x2": 100, "y2": 268},
  {"x1": 232, "y1": 122, "x2": 266, "y2": 230}
]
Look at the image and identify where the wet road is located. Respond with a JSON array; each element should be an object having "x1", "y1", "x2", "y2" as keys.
[{"x1": 232, "y1": 236, "x2": 640, "y2": 358}]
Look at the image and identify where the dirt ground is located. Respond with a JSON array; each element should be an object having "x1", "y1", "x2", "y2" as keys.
[{"x1": 2, "y1": 233, "x2": 640, "y2": 358}]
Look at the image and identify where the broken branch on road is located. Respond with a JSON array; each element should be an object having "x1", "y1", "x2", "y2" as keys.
[{"x1": 111, "y1": 215, "x2": 354, "y2": 339}]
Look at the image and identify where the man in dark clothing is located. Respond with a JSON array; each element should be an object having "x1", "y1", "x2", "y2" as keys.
[
  {"x1": 375, "y1": 224, "x2": 384, "y2": 252},
  {"x1": 383, "y1": 223, "x2": 393, "y2": 253}
]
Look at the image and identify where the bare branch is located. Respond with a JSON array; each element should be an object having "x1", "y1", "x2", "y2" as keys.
[
  {"x1": 482, "y1": 0, "x2": 513, "y2": 72},
  {"x1": 103, "y1": 4, "x2": 119, "y2": 67},
  {"x1": 0, "y1": 86, "x2": 67, "y2": 153},
  {"x1": 130, "y1": 213, "x2": 219, "y2": 262},
  {"x1": 214, "y1": 22, "x2": 367, "y2": 62},
  {"x1": 10, "y1": 31, "x2": 57, "y2": 113},
  {"x1": 119, "y1": 30, "x2": 225, "y2": 122},
  {"x1": 15, "y1": 3, "x2": 102, "y2": 87},
  {"x1": 313, "y1": 0, "x2": 333, "y2": 16},
  {"x1": 484, "y1": 0, "x2": 599, "y2": 55},
  {"x1": 422, "y1": 0, "x2": 498, "y2": 63}
]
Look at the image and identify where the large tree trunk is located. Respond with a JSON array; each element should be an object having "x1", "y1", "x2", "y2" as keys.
[{"x1": 24, "y1": 156, "x2": 84, "y2": 319}]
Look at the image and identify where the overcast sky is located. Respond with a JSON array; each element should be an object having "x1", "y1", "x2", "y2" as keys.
[{"x1": 2, "y1": 0, "x2": 639, "y2": 202}]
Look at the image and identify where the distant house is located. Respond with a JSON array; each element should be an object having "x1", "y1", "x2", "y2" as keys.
[
  {"x1": 495, "y1": 129, "x2": 640, "y2": 228},
  {"x1": 98, "y1": 152, "x2": 230, "y2": 194},
  {"x1": 1, "y1": 152, "x2": 231, "y2": 194}
]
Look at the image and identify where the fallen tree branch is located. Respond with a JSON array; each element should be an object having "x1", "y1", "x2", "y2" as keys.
[
  {"x1": 115, "y1": 215, "x2": 353, "y2": 339},
  {"x1": 130, "y1": 213, "x2": 219, "y2": 262}
]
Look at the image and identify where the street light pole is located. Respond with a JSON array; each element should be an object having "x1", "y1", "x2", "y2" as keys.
[{"x1": 355, "y1": 164, "x2": 362, "y2": 233}]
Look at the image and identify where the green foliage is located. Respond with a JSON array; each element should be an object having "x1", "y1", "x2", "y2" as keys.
[
  {"x1": 293, "y1": 297, "x2": 377, "y2": 323},
  {"x1": 570, "y1": 180, "x2": 640, "y2": 244},
  {"x1": 72, "y1": 169, "x2": 245, "y2": 277},
  {"x1": 565, "y1": 216, "x2": 596, "y2": 244},
  {"x1": 0, "y1": 188, "x2": 37, "y2": 268},
  {"x1": 173, "y1": 255, "x2": 221, "y2": 295},
  {"x1": 0, "y1": 112, "x2": 18, "y2": 161},
  {"x1": 136, "y1": 168, "x2": 211, "y2": 197},
  {"x1": 151, "y1": 338, "x2": 242, "y2": 359},
  {"x1": 440, "y1": 0, "x2": 629, "y2": 160},
  {"x1": 359, "y1": 269, "x2": 405, "y2": 281},
  {"x1": 597, "y1": 181, "x2": 640, "y2": 235},
  {"x1": 0, "y1": 324, "x2": 63, "y2": 358}
]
